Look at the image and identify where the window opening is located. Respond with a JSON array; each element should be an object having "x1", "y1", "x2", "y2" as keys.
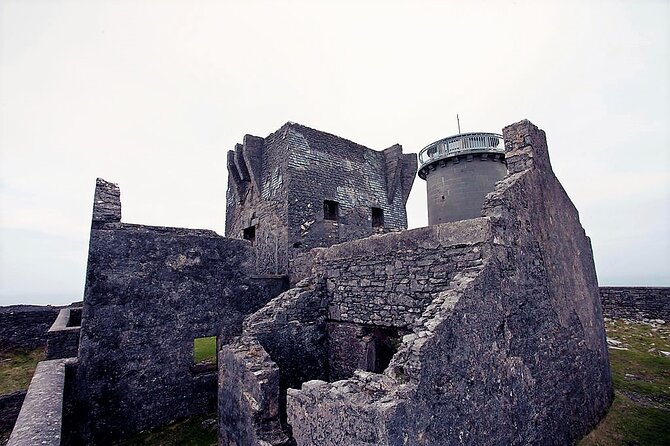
[
  {"x1": 192, "y1": 336, "x2": 217, "y2": 373},
  {"x1": 324, "y1": 200, "x2": 339, "y2": 221},
  {"x1": 371, "y1": 207, "x2": 384, "y2": 228},
  {"x1": 243, "y1": 226, "x2": 256, "y2": 245}
]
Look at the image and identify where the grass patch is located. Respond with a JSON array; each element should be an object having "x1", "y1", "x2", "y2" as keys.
[
  {"x1": 606, "y1": 320, "x2": 670, "y2": 405},
  {"x1": 579, "y1": 320, "x2": 670, "y2": 445},
  {"x1": 0, "y1": 347, "x2": 45, "y2": 394},
  {"x1": 193, "y1": 336, "x2": 217, "y2": 365},
  {"x1": 580, "y1": 394, "x2": 670, "y2": 446},
  {"x1": 116, "y1": 413, "x2": 217, "y2": 446}
]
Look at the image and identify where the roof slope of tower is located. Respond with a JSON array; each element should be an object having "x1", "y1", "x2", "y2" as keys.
[{"x1": 268, "y1": 122, "x2": 385, "y2": 160}]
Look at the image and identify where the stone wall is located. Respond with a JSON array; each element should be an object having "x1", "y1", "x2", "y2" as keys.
[
  {"x1": 283, "y1": 120, "x2": 612, "y2": 446},
  {"x1": 0, "y1": 306, "x2": 59, "y2": 352},
  {"x1": 600, "y1": 287, "x2": 670, "y2": 321},
  {"x1": 311, "y1": 221, "x2": 490, "y2": 329},
  {"x1": 225, "y1": 122, "x2": 416, "y2": 275},
  {"x1": 284, "y1": 124, "x2": 416, "y2": 253},
  {"x1": 218, "y1": 337, "x2": 289, "y2": 446},
  {"x1": 7, "y1": 358, "x2": 75, "y2": 446},
  {"x1": 226, "y1": 131, "x2": 290, "y2": 275},
  {"x1": 46, "y1": 308, "x2": 82, "y2": 360},
  {"x1": 219, "y1": 280, "x2": 329, "y2": 444},
  {"x1": 0, "y1": 391, "x2": 26, "y2": 442},
  {"x1": 76, "y1": 179, "x2": 288, "y2": 444}
]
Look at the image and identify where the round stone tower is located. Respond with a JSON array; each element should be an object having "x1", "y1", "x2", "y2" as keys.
[{"x1": 418, "y1": 132, "x2": 506, "y2": 225}]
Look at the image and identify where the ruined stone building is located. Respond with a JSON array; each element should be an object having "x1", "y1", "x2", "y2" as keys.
[
  {"x1": 226, "y1": 122, "x2": 416, "y2": 276},
  {"x1": 7, "y1": 120, "x2": 612, "y2": 446}
]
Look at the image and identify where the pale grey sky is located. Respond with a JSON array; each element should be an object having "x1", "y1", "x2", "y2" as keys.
[{"x1": 1, "y1": 0, "x2": 668, "y2": 306}]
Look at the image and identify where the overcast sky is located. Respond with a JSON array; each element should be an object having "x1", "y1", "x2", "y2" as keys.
[{"x1": 1, "y1": 0, "x2": 668, "y2": 306}]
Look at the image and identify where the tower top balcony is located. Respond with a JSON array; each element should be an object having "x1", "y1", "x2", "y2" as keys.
[{"x1": 418, "y1": 132, "x2": 505, "y2": 179}]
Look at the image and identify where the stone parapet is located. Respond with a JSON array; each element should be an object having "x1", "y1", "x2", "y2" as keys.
[
  {"x1": 46, "y1": 307, "x2": 82, "y2": 360},
  {"x1": 7, "y1": 358, "x2": 76, "y2": 446}
]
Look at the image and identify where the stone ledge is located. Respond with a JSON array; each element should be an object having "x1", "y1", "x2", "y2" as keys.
[{"x1": 7, "y1": 358, "x2": 76, "y2": 446}]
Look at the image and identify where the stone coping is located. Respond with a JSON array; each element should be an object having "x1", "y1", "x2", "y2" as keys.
[{"x1": 7, "y1": 358, "x2": 76, "y2": 446}]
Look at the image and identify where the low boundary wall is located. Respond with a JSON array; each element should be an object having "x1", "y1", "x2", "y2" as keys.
[
  {"x1": 0, "y1": 306, "x2": 59, "y2": 352},
  {"x1": 600, "y1": 287, "x2": 669, "y2": 321},
  {"x1": 46, "y1": 308, "x2": 82, "y2": 360}
]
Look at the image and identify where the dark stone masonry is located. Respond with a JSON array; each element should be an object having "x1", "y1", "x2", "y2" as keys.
[
  {"x1": 6, "y1": 120, "x2": 651, "y2": 446},
  {"x1": 600, "y1": 287, "x2": 669, "y2": 321},
  {"x1": 73, "y1": 179, "x2": 288, "y2": 443},
  {"x1": 226, "y1": 123, "x2": 417, "y2": 276},
  {"x1": 0, "y1": 392, "x2": 26, "y2": 437},
  {"x1": 219, "y1": 120, "x2": 612, "y2": 445},
  {"x1": 0, "y1": 305, "x2": 59, "y2": 353},
  {"x1": 46, "y1": 307, "x2": 82, "y2": 360}
]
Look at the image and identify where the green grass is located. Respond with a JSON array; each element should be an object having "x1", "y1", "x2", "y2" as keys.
[
  {"x1": 193, "y1": 336, "x2": 217, "y2": 365},
  {"x1": 116, "y1": 413, "x2": 217, "y2": 446},
  {"x1": 579, "y1": 320, "x2": 670, "y2": 446},
  {"x1": 0, "y1": 347, "x2": 45, "y2": 394}
]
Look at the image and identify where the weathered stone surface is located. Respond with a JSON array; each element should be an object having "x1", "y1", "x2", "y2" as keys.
[
  {"x1": 0, "y1": 121, "x2": 620, "y2": 446},
  {"x1": 312, "y1": 220, "x2": 491, "y2": 329},
  {"x1": 225, "y1": 122, "x2": 417, "y2": 276},
  {"x1": 91, "y1": 178, "x2": 121, "y2": 224},
  {"x1": 75, "y1": 180, "x2": 288, "y2": 444},
  {"x1": 0, "y1": 305, "x2": 59, "y2": 353},
  {"x1": 0, "y1": 391, "x2": 26, "y2": 439},
  {"x1": 7, "y1": 358, "x2": 75, "y2": 446},
  {"x1": 218, "y1": 337, "x2": 289, "y2": 446},
  {"x1": 282, "y1": 120, "x2": 612, "y2": 445},
  {"x1": 600, "y1": 287, "x2": 670, "y2": 321},
  {"x1": 46, "y1": 308, "x2": 81, "y2": 360}
]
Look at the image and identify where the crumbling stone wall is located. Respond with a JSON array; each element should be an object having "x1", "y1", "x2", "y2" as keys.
[
  {"x1": 281, "y1": 120, "x2": 611, "y2": 445},
  {"x1": 219, "y1": 337, "x2": 290, "y2": 446},
  {"x1": 219, "y1": 223, "x2": 493, "y2": 444},
  {"x1": 218, "y1": 280, "x2": 330, "y2": 445},
  {"x1": 310, "y1": 222, "x2": 489, "y2": 329},
  {"x1": 600, "y1": 287, "x2": 670, "y2": 321},
  {"x1": 226, "y1": 122, "x2": 416, "y2": 275},
  {"x1": 76, "y1": 179, "x2": 287, "y2": 444}
]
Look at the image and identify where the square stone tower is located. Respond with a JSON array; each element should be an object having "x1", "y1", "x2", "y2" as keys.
[{"x1": 225, "y1": 122, "x2": 417, "y2": 275}]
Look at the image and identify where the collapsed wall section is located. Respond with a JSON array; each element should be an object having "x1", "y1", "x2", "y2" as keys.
[
  {"x1": 218, "y1": 225, "x2": 491, "y2": 445},
  {"x1": 77, "y1": 179, "x2": 287, "y2": 444},
  {"x1": 283, "y1": 120, "x2": 612, "y2": 445},
  {"x1": 219, "y1": 280, "x2": 330, "y2": 445},
  {"x1": 219, "y1": 337, "x2": 289, "y2": 446}
]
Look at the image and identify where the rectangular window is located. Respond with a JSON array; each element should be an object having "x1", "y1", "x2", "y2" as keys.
[
  {"x1": 192, "y1": 336, "x2": 217, "y2": 373},
  {"x1": 371, "y1": 207, "x2": 384, "y2": 228},
  {"x1": 324, "y1": 200, "x2": 339, "y2": 221},
  {"x1": 243, "y1": 226, "x2": 256, "y2": 245}
]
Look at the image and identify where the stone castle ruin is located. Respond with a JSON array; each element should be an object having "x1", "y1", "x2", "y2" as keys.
[{"x1": 7, "y1": 119, "x2": 612, "y2": 446}]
